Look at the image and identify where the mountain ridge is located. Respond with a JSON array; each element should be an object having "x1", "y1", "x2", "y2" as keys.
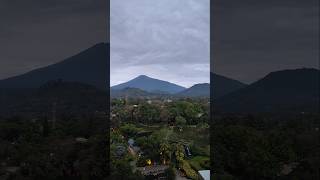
[
  {"x1": 0, "y1": 43, "x2": 109, "y2": 90},
  {"x1": 111, "y1": 75, "x2": 186, "y2": 94},
  {"x1": 215, "y1": 68, "x2": 320, "y2": 113},
  {"x1": 177, "y1": 83, "x2": 210, "y2": 97}
]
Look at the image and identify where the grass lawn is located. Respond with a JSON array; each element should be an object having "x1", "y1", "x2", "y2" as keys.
[{"x1": 187, "y1": 156, "x2": 210, "y2": 171}]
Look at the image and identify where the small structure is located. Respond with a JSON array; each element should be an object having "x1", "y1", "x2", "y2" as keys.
[
  {"x1": 128, "y1": 138, "x2": 135, "y2": 147},
  {"x1": 198, "y1": 170, "x2": 210, "y2": 180},
  {"x1": 197, "y1": 113, "x2": 203, "y2": 118},
  {"x1": 184, "y1": 145, "x2": 192, "y2": 157},
  {"x1": 164, "y1": 99, "x2": 172, "y2": 103},
  {"x1": 136, "y1": 165, "x2": 169, "y2": 176}
]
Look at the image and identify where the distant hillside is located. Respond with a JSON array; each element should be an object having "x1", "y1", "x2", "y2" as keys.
[
  {"x1": 111, "y1": 75, "x2": 186, "y2": 94},
  {"x1": 0, "y1": 80, "x2": 107, "y2": 117},
  {"x1": 111, "y1": 87, "x2": 155, "y2": 99},
  {"x1": 215, "y1": 68, "x2": 320, "y2": 113},
  {"x1": 0, "y1": 43, "x2": 109, "y2": 90},
  {"x1": 177, "y1": 83, "x2": 210, "y2": 97},
  {"x1": 211, "y1": 73, "x2": 246, "y2": 99}
]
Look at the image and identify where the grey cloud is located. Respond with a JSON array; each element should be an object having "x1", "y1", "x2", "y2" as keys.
[
  {"x1": 0, "y1": 0, "x2": 107, "y2": 79},
  {"x1": 111, "y1": 0, "x2": 210, "y2": 87},
  {"x1": 212, "y1": 0, "x2": 319, "y2": 83}
]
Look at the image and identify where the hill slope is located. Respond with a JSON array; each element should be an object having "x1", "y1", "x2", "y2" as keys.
[
  {"x1": 0, "y1": 43, "x2": 109, "y2": 90},
  {"x1": 111, "y1": 75, "x2": 186, "y2": 94},
  {"x1": 211, "y1": 73, "x2": 246, "y2": 99},
  {"x1": 215, "y1": 68, "x2": 320, "y2": 113},
  {"x1": 0, "y1": 80, "x2": 107, "y2": 117},
  {"x1": 177, "y1": 83, "x2": 210, "y2": 97}
]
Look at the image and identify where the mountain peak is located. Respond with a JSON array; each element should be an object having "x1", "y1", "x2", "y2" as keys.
[
  {"x1": 112, "y1": 75, "x2": 186, "y2": 94},
  {"x1": 135, "y1": 75, "x2": 150, "y2": 79}
]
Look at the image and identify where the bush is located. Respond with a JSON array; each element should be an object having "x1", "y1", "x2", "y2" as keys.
[{"x1": 179, "y1": 160, "x2": 200, "y2": 180}]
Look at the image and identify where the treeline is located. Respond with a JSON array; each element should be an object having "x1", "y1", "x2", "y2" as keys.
[{"x1": 111, "y1": 98, "x2": 209, "y2": 126}]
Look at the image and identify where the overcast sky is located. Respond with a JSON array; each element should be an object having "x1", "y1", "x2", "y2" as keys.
[
  {"x1": 212, "y1": 0, "x2": 319, "y2": 84},
  {"x1": 110, "y1": 0, "x2": 210, "y2": 87},
  {"x1": 1, "y1": 0, "x2": 318, "y2": 85},
  {"x1": 0, "y1": 0, "x2": 107, "y2": 80}
]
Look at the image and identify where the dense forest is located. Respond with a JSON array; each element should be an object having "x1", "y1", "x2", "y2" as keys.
[
  {"x1": 0, "y1": 81, "x2": 109, "y2": 180},
  {"x1": 110, "y1": 98, "x2": 210, "y2": 179},
  {"x1": 211, "y1": 113, "x2": 320, "y2": 180}
]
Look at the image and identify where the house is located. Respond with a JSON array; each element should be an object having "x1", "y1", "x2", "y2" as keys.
[{"x1": 198, "y1": 170, "x2": 210, "y2": 180}]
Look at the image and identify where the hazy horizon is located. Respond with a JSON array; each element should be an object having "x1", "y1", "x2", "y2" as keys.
[{"x1": 110, "y1": 74, "x2": 211, "y2": 88}]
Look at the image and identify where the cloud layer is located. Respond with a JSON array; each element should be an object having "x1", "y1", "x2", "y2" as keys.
[
  {"x1": 111, "y1": 0, "x2": 210, "y2": 87},
  {"x1": 0, "y1": 0, "x2": 107, "y2": 80},
  {"x1": 212, "y1": 0, "x2": 319, "y2": 83}
]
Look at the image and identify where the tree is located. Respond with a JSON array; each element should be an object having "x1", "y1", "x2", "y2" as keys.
[
  {"x1": 119, "y1": 123, "x2": 140, "y2": 138},
  {"x1": 175, "y1": 143, "x2": 185, "y2": 162},
  {"x1": 175, "y1": 116, "x2": 186, "y2": 127},
  {"x1": 160, "y1": 142, "x2": 171, "y2": 164}
]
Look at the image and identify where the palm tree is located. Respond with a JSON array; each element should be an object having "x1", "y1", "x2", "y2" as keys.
[
  {"x1": 175, "y1": 143, "x2": 185, "y2": 163},
  {"x1": 160, "y1": 142, "x2": 171, "y2": 165}
]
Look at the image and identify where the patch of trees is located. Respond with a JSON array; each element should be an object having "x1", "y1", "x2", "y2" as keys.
[
  {"x1": 0, "y1": 114, "x2": 108, "y2": 180},
  {"x1": 212, "y1": 114, "x2": 320, "y2": 180}
]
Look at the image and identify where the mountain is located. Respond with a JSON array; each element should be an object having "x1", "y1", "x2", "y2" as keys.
[
  {"x1": 215, "y1": 68, "x2": 320, "y2": 113},
  {"x1": 0, "y1": 43, "x2": 109, "y2": 90},
  {"x1": 111, "y1": 75, "x2": 186, "y2": 94},
  {"x1": 177, "y1": 83, "x2": 210, "y2": 97},
  {"x1": 111, "y1": 87, "x2": 157, "y2": 99},
  {"x1": 176, "y1": 73, "x2": 245, "y2": 98},
  {"x1": 211, "y1": 73, "x2": 246, "y2": 99}
]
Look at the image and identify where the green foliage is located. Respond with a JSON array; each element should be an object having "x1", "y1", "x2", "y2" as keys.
[
  {"x1": 110, "y1": 158, "x2": 144, "y2": 180},
  {"x1": 136, "y1": 103, "x2": 161, "y2": 124},
  {"x1": 0, "y1": 115, "x2": 108, "y2": 180},
  {"x1": 164, "y1": 166, "x2": 176, "y2": 180},
  {"x1": 160, "y1": 142, "x2": 172, "y2": 163},
  {"x1": 188, "y1": 156, "x2": 210, "y2": 170},
  {"x1": 179, "y1": 160, "x2": 200, "y2": 180},
  {"x1": 119, "y1": 123, "x2": 141, "y2": 138},
  {"x1": 212, "y1": 114, "x2": 320, "y2": 179},
  {"x1": 175, "y1": 116, "x2": 187, "y2": 126},
  {"x1": 175, "y1": 143, "x2": 185, "y2": 162}
]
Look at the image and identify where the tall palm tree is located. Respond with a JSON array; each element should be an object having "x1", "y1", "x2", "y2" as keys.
[{"x1": 160, "y1": 142, "x2": 171, "y2": 165}]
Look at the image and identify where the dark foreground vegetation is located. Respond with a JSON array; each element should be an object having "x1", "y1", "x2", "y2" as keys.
[
  {"x1": 212, "y1": 113, "x2": 320, "y2": 180},
  {"x1": 0, "y1": 114, "x2": 108, "y2": 180},
  {"x1": 0, "y1": 81, "x2": 109, "y2": 180}
]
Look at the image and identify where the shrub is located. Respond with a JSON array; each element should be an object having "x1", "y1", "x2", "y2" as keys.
[{"x1": 179, "y1": 160, "x2": 200, "y2": 180}]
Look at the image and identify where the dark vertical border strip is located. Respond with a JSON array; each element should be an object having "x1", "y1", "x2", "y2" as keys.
[
  {"x1": 106, "y1": 0, "x2": 111, "y2": 176},
  {"x1": 210, "y1": 0, "x2": 214, "y2": 178}
]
